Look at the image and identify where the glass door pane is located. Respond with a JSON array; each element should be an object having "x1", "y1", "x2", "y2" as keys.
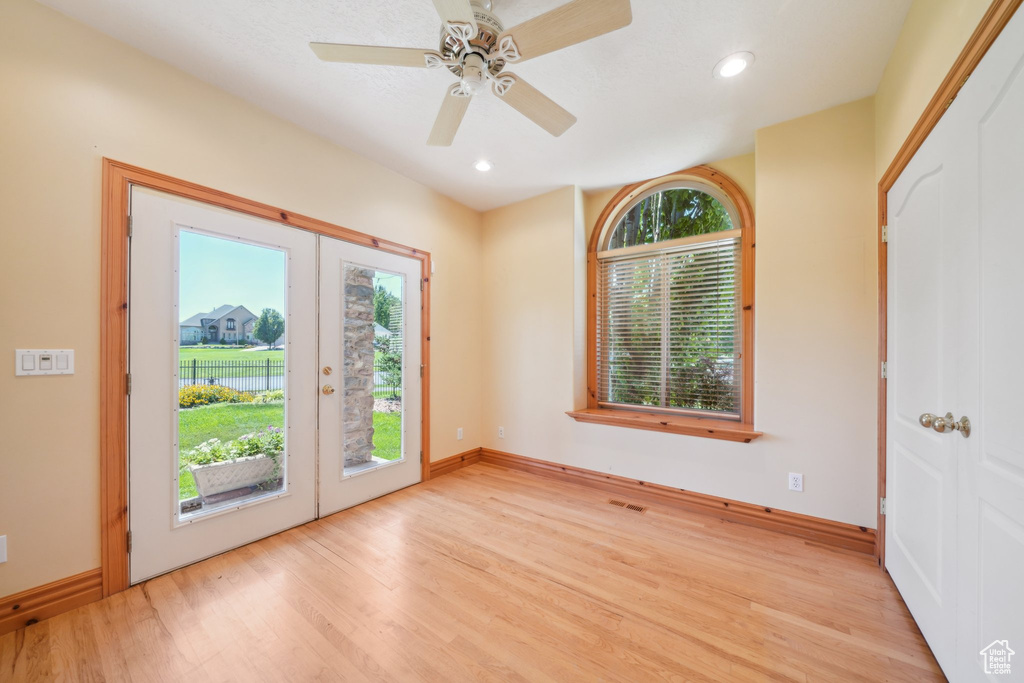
[
  {"x1": 343, "y1": 265, "x2": 405, "y2": 476},
  {"x1": 176, "y1": 229, "x2": 288, "y2": 520}
]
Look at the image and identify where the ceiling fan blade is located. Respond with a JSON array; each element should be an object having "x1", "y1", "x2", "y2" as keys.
[
  {"x1": 427, "y1": 86, "x2": 472, "y2": 146},
  {"x1": 494, "y1": 74, "x2": 577, "y2": 137},
  {"x1": 500, "y1": 0, "x2": 632, "y2": 62},
  {"x1": 431, "y1": 0, "x2": 478, "y2": 32},
  {"x1": 310, "y1": 43, "x2": 441, "y2": 68}
]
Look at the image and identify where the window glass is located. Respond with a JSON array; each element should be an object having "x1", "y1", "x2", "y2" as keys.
[
  {"x1": 598, "y1": 183, "x2": 743, "y2": 419},
  {"x1": 608, "y1": 187, "x2": 733, "y2": 250}
]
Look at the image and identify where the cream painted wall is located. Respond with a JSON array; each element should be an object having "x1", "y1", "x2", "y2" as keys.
[
  {"x1": 0, "y1": 0, "x2": 482, "y2": 595},
  {"x1": 874, "y1": 0, "x2": 991, "y2": 178},
  {"x1": 480, "y1": 102, "x2": 878, "y2": 529},
  {"x1": 481, "y1": 188, "x2": 580, "y2": 451}
]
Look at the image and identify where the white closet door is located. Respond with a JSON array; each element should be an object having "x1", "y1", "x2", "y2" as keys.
[
  {"x1": 887, "y1": 7, "x2": 1024, "y2": 679},
  {"x1": 951, "y1": 8, "x2": 1024, "y2": 680},
  {"x1": 885, "y1": 107, "x2": 962, "y2": 675}
]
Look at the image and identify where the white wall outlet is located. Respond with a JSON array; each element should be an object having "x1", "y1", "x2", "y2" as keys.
[
  {"x1": 498, "y1": 426, "x2": 505, "y2": 439},
  {"x1": 0, "y1": 535, "x2": 7, "y2": 564},
  {"x1": 788, "y1": 473, "x2": 804, "y2": 492},
  {"x1": 457, "y1": 427, "x2": 463, "y2": 441}
]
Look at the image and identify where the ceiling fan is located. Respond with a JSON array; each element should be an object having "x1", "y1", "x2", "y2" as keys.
[{"x1": 310, "y1": 0, "x2": 632, "y2": 146}]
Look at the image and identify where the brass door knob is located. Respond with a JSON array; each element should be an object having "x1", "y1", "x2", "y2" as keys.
[{"x1": 322, "y1": 385, "x2": 335, "y2": 395}]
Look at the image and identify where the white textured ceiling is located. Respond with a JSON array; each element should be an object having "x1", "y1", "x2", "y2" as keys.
[{"x1": 36, "y1": 0, "x2": 911, "y2": 211}]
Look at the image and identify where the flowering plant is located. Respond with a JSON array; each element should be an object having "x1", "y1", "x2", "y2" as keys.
[
  {"x1": 180, "y1": 426, "x2": 284, "y2": 468},
  {"x1": 179, "y1": 385, "x2": 255, "y2": 408}
]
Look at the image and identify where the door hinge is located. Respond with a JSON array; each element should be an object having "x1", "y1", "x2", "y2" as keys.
[
  {"x1": 126, "y1": 530, "x2": 132, "y2": 553},
  {"x1": 420, "y1": 279, "x2": 424, "y2": 292},
  {"x1": 420, "y1": 364, "x2": 424, "y2": 378},
  {"x1": 126, "y1": 372, "x2": 132, "y2": 395},
  {"x1": 881, "y1": 225, "x2": 888, "y2": 243},
  {"x1": 881, "y1": 361, "x2": 888, "y2": 379},
  {"x1": 127, "y1": 215, "x2": 133, "y2": 238},
  {"x1": 420, "y1": 450, "x2": 423, "y2": 463},
  {"x1": 880, "y1": 497, "x2": 887, "y2": 516}
]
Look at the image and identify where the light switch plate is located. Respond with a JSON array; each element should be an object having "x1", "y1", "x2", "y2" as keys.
[{"x1": 15, "y1": 349, "x2": 75, "y2": 376}]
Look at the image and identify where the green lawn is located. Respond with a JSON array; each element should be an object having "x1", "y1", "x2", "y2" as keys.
[
  {"x1": 179, "y1": 347, "x2": 284, "y2": 363},
  {"x1": 178, "y1": 401, "x2": 401, "y2": 499},
  {"x1": 373, "y1": 411, "x2": 402, "y2": 461},
  {"x1": 178, "y1": 401, "x2": 284, "y2": 499}
]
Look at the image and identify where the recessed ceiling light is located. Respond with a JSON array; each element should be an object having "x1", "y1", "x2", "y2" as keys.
[
  {"x1": 474, "y1": 159, "x2": 493, "y2": 172},
  {"x1": 713, "y1": 52, "x2": 755, "y2": 79}
]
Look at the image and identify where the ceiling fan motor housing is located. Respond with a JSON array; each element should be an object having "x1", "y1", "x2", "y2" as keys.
[{"x1": 439, "y1": 3, "x2": 506, "y2": 78}]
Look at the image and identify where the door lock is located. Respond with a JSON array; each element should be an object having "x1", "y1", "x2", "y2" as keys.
[
  {"x1": 919, "y1": 412, "x2": 971, "y2": 438},
  {"x1": 322, "y1": 385, "x2": 336, "y2": 395},
  {"x1": 322, "y1": 366, "x2": 333, "y2": 376}
]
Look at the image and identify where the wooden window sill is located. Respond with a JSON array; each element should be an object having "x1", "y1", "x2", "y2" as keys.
[{"x1": 566, "y1": 408, "x2": 763, "y2": 443}]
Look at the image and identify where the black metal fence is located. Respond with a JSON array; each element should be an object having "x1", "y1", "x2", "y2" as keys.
[
  {"x1": 179, "y1": 358, "x2": 402, "y2": 398},
  {"x1": 373, "y1": 360, "x2": 402, "y2": 399},
  {"x1": 179, "y1": 359, "x2": 283, "y2": 393}
]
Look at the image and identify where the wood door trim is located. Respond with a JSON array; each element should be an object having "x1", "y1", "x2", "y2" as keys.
[
  {"x1": 101, "y1": 159, "x2": 432, "y2": 596},
  {"x1": 430, "y1": 448, "x2": 876, "y2": 555},
  {"x1": 875, "y1": 0, "x2": 1023, "y2": 566},
  {"x1": 0, "y1": 569, "x2": 103, "y2": 636}
]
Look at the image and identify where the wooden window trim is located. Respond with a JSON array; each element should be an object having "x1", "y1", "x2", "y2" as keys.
[
  {"x1": 572, "y1": 165, "x2": 758, "y2": 442},
  {"x1": 566, "y1": 408, "x2": 761, "y2": 443}
]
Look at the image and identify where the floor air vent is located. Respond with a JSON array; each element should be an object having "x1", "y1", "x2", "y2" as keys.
[{"x1": 608, "y1": 499, "x2": 646, "y2": 514}]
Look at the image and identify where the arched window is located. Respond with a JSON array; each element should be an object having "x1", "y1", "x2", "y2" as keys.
[{"x1": 581, "y1": 166, "x2": 756, "y2": 436}]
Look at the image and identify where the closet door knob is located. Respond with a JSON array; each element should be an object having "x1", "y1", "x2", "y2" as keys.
[{"x1": 919, "y1": 412, "x2": 971, "y2": 438}]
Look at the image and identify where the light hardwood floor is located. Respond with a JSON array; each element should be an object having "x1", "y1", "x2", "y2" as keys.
[{"x1": 1, "y1": 463, "x2": 943, "y2": 681}]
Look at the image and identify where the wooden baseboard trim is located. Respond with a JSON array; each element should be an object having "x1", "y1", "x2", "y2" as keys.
[
  {"x1": 429, "y1": 448, "x2": 483, "y2": 478},
  {"x1": 1, "y1": 569, "x2": 103, "y2": 636},
  {"x1": 473, "y1": 448, "x2": 876, "y2": 555}
]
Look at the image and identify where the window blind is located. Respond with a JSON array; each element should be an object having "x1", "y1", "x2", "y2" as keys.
[{"x1": 596, "y1": 234, "x2": 742, "y2": 419}]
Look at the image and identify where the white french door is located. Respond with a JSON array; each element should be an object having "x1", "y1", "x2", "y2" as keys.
[
  {"x1": 129, "y1": 188, "x2": 318, "y2": 583},
  {"x1": 128, "y1": 188, "x2": 423, "y2": 583},
  {"x1": 886, "y1": 6, "x2": 1024, "y2": 680},
  {"x1": 317, "y1": 237, "x2": 422, "y2": 516}
]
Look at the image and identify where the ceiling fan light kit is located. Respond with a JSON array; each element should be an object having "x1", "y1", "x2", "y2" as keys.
[{"x1": 311, "y1": 0, "x2": 633, "y2": 146}]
